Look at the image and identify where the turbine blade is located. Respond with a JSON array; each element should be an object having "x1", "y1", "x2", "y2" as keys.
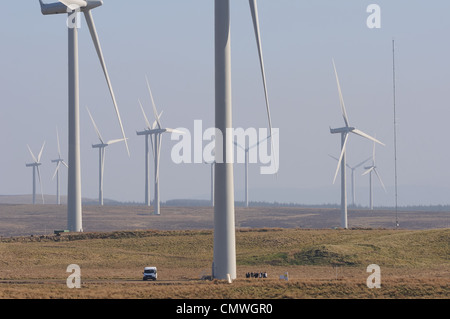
[
  {"x1": 52, "y1": 162, "x2": 61, "y2": 180},
  {"x1": 333, "y1": 133, "x2": 349, "y2": 184},
  {"x1": 249, "y1": 0, "x2": 273, "y2": 143},
  {"x1": 362, "y1": 167, "x2": 374, "y2": 176},
  {"x1": 373, "y1": 168, "x2": 387, "y2": 192},
  {"x1": 249, "y1": 130, "x2": 277, "y2": 150},
  {"x1": 138, "y1": 99, "x2": 152, "y2": 130},
  {"x1": 145, "y1": 76, "x2": 162, "y2": 129},
  {"x1": 56, "y1": 127, "x2": 62, "y2": 158},
  {"x1": 372, "y1": 141, "x2": 376, "y2": 164},
  {"x1": 332, "y1": 59, "x2": 350, "y2": 127},
  {"x1": 329, "y1": 154, "x2": 339, "y2": 162},
  {"x1": 37, "y1": 141, "x2": 46, "y2": 163},
  {"x1": 156, "y1": 134, "x2": 162, "y2": 182},
  {"x1": 329, "y1": 154, "x2": 352, "y2": 169},
  {"x1": 233, "y1": 140, "x2": 245, "y2": 150},
  {"x1": 351, "y1": 128, "x2": 385, "y2": 146},
  {"x1": 101, "y1": 148, "x2": 106, "y2": 184},
  {"x1": 249, "y1": 0, "x2": 277, "y2": 175},
  {"x1": 84, "y1": 10, "x2": 129, "y2": 157},
  {"x1": 36, "y1": 166, "x2": 44, "y2": 204},
  {"x1": 165, "y1": 128, "x2": 186, "y2": 135},
  {"x1": 354, "y1": 156, "x2": 372, "y2": 169},
  {"x1": 62, "y1": 161, "x2": 69, "y2": 168},
  {"x1": 153, "y1": 111, "x2": 163, "y2": 129},
  {"x1": 27, "y1": 145, "x2": 37, "y2": 163},
  {"x1": 150, "y1": 133, "x2": 155, "y2": 159},
  {"x1": 86, "y1": 106, "x2": 104, "y2": 144},
  {"x1": 106, "y1": 138, "x2": 127, "y2": 145}
]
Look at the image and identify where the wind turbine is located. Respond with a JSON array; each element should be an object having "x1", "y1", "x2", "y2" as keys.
[
  {"x1": 87, "y1": 107, "x2": 126, "y2": 206},
  {"x1": 39, "y1": 0, "x2": 129, "y2": 232},
  {"x1": 136, "y1": 96, "x2": 162, "y2": 207},
  {"x1": 213, "y1": 0, "x2": 274, "y2": 280},
  {"x1": 234, "y1": 133, "x2": 273, "y2": 208},
  {"x1": 329, "y1": 59, "x2": 384, "y2": 229},
  {"x1": 137, "y1": 77, "x2": 183, "y2": 215},
  {"x1": 329, "y1": 154, "x2": 371, "y2": 207},
  {"x1": 51, "y1": 128, "x2": 68, "y2": 205},
  {"x1": 362, "y1": 141, "x2": 386, "y2": 210},
  {"x1": 26, "y1": 142, "x2": 46, "y2": 205}
]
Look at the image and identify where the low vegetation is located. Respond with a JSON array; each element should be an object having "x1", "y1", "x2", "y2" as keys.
[{"x1": 0, "y1": 228, "x2": 448, "y2": 299}]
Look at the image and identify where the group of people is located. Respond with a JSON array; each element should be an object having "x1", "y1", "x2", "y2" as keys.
[{"x1": 245, "y1": 271, "x2": 268, "y2": 279}]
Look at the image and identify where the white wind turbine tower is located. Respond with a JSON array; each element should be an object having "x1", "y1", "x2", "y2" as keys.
[
  {"x1": 51, "y1": 128, "x2": 68, "y2": 205},
  {"x1": 213, "y1": 0, "x2": 274, "y2": 280},
  {"x1": 329, "y1": 60, "x2": 384, "y2": 229},
  {"x1": 234, "y1": 133, "x2": 273, "y2": 208},
  {"x1": 329, "y1": 154, "x2": 371, "y2": 207},
  {"x1": 362, "y1": 141, "x2": 386, "y2": 210},
  {"x1": 39, "y1": 0, "x2": 129, "y2": 232},
  {"x1": 138, "y1": 77, "x2": 184, "y2": 215},
  {"x1": 26, "y1": 142, "x2": 46, "y2": 205},
  {"x1": 136, "y1": 96, "x2": 162, "y2": 207},
  {"x1": 87, "y1": 107, "x2": 126, "y2": 206}
]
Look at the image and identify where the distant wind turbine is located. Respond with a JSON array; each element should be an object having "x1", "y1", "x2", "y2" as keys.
[
  {"x1": 136, "y1": 97, "x2": 162, "y2": 207},
  {"x1": 39, "y1": 0, "x2": 128, "y2": 232},
  {"x1": 51, "y1": 128, "x2": 68, "y2": 205},
  {"x1": 329, "y1": 59, "x2": 384, "y2": 229},
  {"x1": 329, "y1": 154, "x2": 371, "y2": 207},
  {"x1": 234, "y1": 133, "x2": 273, "y2": 207},
  {"x1": 86, "y1": 107, "x2": 126, "y2": 206},
  {"x1": 362, "y1": 141, "x2": 386, "y2": 210},
  {"x1": 137, "y1": 76, "x2": 184, "y2": 215},
  {"x1": 26, "y1": 142, "x2": 46, "y2": 205}
]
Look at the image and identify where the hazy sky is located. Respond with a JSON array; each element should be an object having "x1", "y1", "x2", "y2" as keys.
[{"x1": 1, "y1": 0, "x2": 450, "y2": 207}]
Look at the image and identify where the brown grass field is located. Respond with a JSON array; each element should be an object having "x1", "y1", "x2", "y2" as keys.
[{"x1": 0, "y1": 204, "x2": 448, "y2": 300}]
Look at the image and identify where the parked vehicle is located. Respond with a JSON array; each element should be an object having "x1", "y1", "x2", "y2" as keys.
[{"x1": 143, "y1": 267, "x2": 157, "y2": 281}]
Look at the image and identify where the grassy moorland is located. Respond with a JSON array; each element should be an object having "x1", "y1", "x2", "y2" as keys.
[
  {"x1": 0, "y1": 228, "x2": 448, "y2": 299},
  {"x1": 1, "y1": 204, "x2": 449, "y2": 238}
]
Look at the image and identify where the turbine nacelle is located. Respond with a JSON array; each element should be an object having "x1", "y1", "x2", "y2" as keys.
[
  {"x1": 26, "y1": 163, "x2": 42, "y2": 167},
  {"x1": 92, "y1": 143, "x2": 108, "y2": 148},
  {"x1": 143, "y1": 128, "x2": 168, "y2": 135},
  {"x1": 139, "y1": 128, "x2": 184, "y2": 135},
  {"x1": 91, "y1": 138, "x2": 126, "y2": 149},
  {"x1": 39, "y1": 0, "x2": 102, "y2": 15},
  {"x1": 329, "y1": 126, "x2": 355, "y2": 134}
]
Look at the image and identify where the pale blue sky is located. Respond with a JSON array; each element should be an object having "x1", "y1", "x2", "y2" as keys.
[{"x1": 1, "y1": 1, "x2": 450, "y2": 206}]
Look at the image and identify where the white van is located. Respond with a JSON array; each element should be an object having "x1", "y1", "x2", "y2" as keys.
[{"x1": 143, "y1": 267, "x2": 157, "y2": 281}]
